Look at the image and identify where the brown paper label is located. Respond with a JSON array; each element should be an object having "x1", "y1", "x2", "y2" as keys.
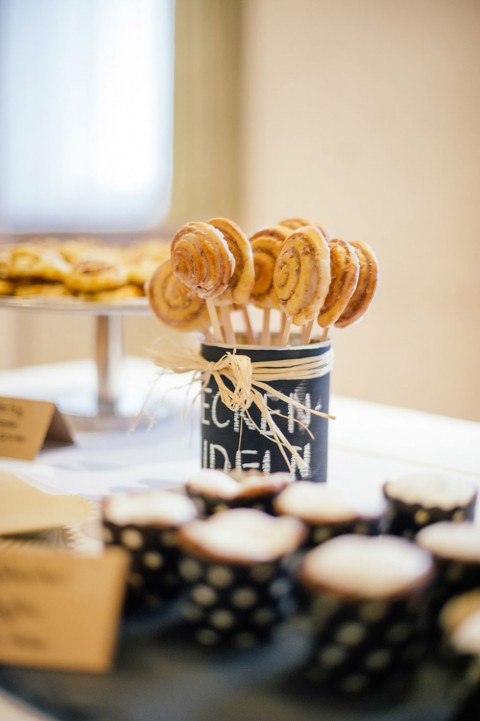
[
  {"x1": 0, "y1": 397, "x2": 74, "y2": 460},
  {"x1": 0, "y1": 546, "x2": 129, "y2": 672}
]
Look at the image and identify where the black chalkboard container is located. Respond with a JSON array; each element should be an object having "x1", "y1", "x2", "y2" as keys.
[{"x1": 200, "y1": 340, "x2": 332, "y2": 481}]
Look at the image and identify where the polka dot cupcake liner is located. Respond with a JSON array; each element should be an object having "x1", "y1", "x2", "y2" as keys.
[
  {"x1": 303, "y1": 516, "x2": 382, "y2": 549},
  {"x1": 178, "y1": 554, "x2": 297, "y2": 648},
  {"x1": 103, "y1": 522, "x2": 186, "y2": 611},
  {"x1": 187, "y1": 490, "x2": 281, "y2": 518},
  {"x1": 382, "y1": 497, "x2": 476, "y2": 540},
  {"x1": 302, "y1": 593, "x2": 428, "y2": 693}
]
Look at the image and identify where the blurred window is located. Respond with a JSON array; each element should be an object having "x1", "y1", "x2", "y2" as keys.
[{"x1": 0, "y1": 0, "x2": 174, "y2": 233}]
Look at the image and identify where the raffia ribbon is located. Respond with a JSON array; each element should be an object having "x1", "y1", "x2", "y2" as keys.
[{"x1": 151, "y1": 339, "x2": 334, "y2": 470}]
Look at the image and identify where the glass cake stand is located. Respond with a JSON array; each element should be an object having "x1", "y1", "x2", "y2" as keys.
[{"x1": 0, "y1": 296, "x2": 165, "y2": 431}]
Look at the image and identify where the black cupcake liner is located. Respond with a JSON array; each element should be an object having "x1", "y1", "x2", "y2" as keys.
[
  {"x1": 424, "y1": 558, "x2": 480, "y2": 639},
  {"x1": 186, "y1": 488, "x2": 283, "y2": 517},
  {"x1": 382, "y1": 494, "x2": 476, "y2": 539},
  {"x1": 102, "y1": 521, "x2": 185, "y2": 612},
  {"x1": 302, "y1": 515, "x2": 383, "y2": 549},
  {"x1": 301, "y1": 591, "x2": 429, "y2": 693},
  {"x1": 178, "y1": 553, "x2": 297, "y2": 648}
]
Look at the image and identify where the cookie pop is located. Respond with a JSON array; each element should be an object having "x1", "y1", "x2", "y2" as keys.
[
  {"x1": 171, "y1": 221, "x2": 235, "y2": 341},
  {"x1": 334, "y1": 241, "x2": 379, "y2": 329},
  {"x1": 250, "y1": 225, "x2": 290, "y2": 345},
  {"x1": 208, "y1": 217, "x2": 255, "y2": 344},
  {"x1": 317, "y1": 239, "x2": 360, "y2": 337},
  {"x1": 274, "y1": 226, "x2": 331, "y2": 345},
  {"x1": 147, "y1": 259, "x2": 210, "y2": 333}
]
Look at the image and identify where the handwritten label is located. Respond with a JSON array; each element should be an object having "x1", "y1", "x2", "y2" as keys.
[
  {"x1": 0, "y1": 397, "x2": 74, "y2": 460},
  {"x1": 0, "y1": 546, "x2": 129, "y2": 672}
]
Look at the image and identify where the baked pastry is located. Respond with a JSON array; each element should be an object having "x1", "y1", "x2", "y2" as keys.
[
  {"x1": 335, "y1": 240, "x2": 379, "y2": 328},
  {"x1": 0, "y1": 245, "x2": 12, "y2": 279},
  {"x1": 171, "y1": 221, "x2": 235, "y2": 299},
  {"x1": 123, "y1": 239, "x2": 170, "y2": 286},
  {"x1": 9, "y1": 243, "x2": 71, "y2": 282},
  {"x1": 64, "y1": 258, "x2": 128, "y2": 293},
  {"x1": 0, "y1": 279, "x2": 15, "y2": 295},
  {"x1": 14, "y1": 282, "x2": 72, "y2": 297},
  {"x1": 80, "y1": 284, "x2": 144, "y2": 302},
  {"x1": 317, "y1": 239, "x2": 360, "y2": 327},
  {"x1": 249, "y1": 226, "x2": 290, "y2": 310},
  {"x1": 279, "y1": 217, "x2": 330, "y2": 240},
  {"x1": 273, "y1": 226, "x2": 331, "y2": 325},
  {"x1": 207, "y1": 217, "x2": 254, "y2": 306},
  {"x1": 147, "y1": 258, "x2": 210, "y2": 332}
]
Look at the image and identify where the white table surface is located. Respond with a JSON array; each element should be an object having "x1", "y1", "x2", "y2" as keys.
[{"x1": 1, "y1": 357, "x2": 479, "y2": 720}]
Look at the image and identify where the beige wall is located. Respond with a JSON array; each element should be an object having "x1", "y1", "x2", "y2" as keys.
[{"x1": 240, "y1": 0, "x2": 480, "y2": 421}]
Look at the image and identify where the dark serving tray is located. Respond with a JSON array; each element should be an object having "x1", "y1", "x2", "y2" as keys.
[{"x1": 0, "y1": 602, "x2": 466, "y2": 721}]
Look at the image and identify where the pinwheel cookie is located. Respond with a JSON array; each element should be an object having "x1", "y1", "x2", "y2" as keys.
[
  {"x1": 207, "y1": 217, "x2": 254, "y2": 306},
  {"x1": 335, "y1": 241, "x2": 379, "y2": 328},
  {"x1": 171, "y1": 222, "x2": 235, "y2": 299},
  {"x1": 64, "y1": 258, "x2": 128, "y2": 293},
  {"x1": 279, "y1": 217, "x2": 330, "y2": 240},
  {"x1": 317, "y1": 239, "x2": 360, "y2": 328},
  {"x1": 273, "y1": 226, "x2": 331, "y2": 325},
  {"x1": 148, "y1": 259, "x2": 210, "y2": 332},
  {"x1": 249, "y1": 226, "x2": 290, "y2": 310}
]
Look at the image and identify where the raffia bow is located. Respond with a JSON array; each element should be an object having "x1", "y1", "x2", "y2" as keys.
[{"x1": 150, "y1": 340, "x2": 335, "y2": 470}]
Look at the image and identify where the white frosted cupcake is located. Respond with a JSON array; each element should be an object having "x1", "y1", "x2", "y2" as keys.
[
  {"x1": 102, "y1": 489, "x2": 198, "y2": 611},
  {"x1": 177, "y1": 508, "x2": 306, "y2": 647},
  {"x1": 274, "y1": 482, "x2": 385, "y2": 546},
  {"x1": 383, "y1": 473, "x2": 477, "y2": 539},
  {"x1": 298, "y1": 535, "x2": 434, "y2": 692},
  {"x1": 416, "y1": 521, "x2": 480, "y2": 628},
  {"x1": 186, "y1": 468, "x2": 293, "y2": 516}
]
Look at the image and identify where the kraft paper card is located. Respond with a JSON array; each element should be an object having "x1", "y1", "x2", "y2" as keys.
[
  {"x1": 0, "y1": 470, "x2": 94, "y2": 536},
  {"x1": 0, "y1": 545, "x2": 129, "y2": 672},
  {"x1": 0, "y1": 396, "x2": 74, "y2": 461}
]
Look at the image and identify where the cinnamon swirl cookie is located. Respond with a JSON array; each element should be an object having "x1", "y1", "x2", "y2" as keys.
[
  {"x1": 207, "y1": 217, "x2": 254, "y2": 305},
  {"x1": 279, "y1": 217, "x2": 330, "y2": 240},
  {"x1": 249, "y1": 226, "x2": 290, "y2": 310},
  {"x1": 148, "y1": 259, "x2": 210, "y2": 332},
  {"x1": 171, "y1": 222, "x2": 235, "y2": 299},
  {"x1": 317, "y1": 239, "x2": 360, "y2": 328},
  {"x1": 335, "y1": 241, "x2": 379, "y2": 328},
  {"x1": 273, "y1": 226, "x2": 331, "y2": 325},
  {"x1": 64, "y1": 258, "x2": 128, "y2": 293}
]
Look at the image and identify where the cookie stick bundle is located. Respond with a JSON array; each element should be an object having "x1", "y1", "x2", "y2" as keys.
[{"x1": 274, "y1": 226, "x2": 331, "y2": 345}]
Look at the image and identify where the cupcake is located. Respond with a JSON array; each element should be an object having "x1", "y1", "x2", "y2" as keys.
[
  {"x1": 186, "y1": 468, "x2": 293, "y2": 516},
  {"x1": 177, "y1": 508, "x2": 306, "y2": 647},
  {"x1": 101, "y1": 489, "x2": 198, "y2": 611},
  {"x1": 274, "y1": 482, "x2": 385, "y2": 547},
  {"x1": 298, "y1": 534, "x2": 434, "y2": 692},
  {"x1": 416, "y1": 521, "x2": 480, "y2": 625},
  {"x1": 441, "y1": 592, "x2": 480, "y2": 721},
  {"x1": 383, "y1": 473, "x2": 477, "y2": 539}
]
